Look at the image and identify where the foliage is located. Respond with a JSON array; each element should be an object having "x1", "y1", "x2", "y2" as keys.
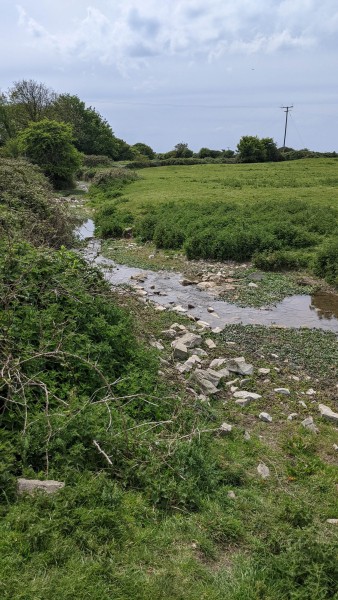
[
  {"x1": 7, "y1": 79, "x2": 57, "y2": 129},
  {"x1": 17, "y1": 119, "x2": 81, "y2": 186},
  {"x1": 0, "y1": 157, "x2": 75, "y2": 246},
  {"x1": 173, "y1": 142, "x2": 194, "y2": 158},
  {"x1": 312, "y1": 238, "x2": 338, "y2": 286},
  {"x1": 82, "y1": 154, "x2": 114, "y2": 167},
  {"x1": 237, "y1": 135, "x2": 268, "y2": 162},
  {"x1": 132, "y1": 142, "x2": 155, "y2": 159}
]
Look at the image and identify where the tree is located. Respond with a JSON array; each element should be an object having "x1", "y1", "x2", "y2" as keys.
[
  {"x1": 174, "y1": 142, "x2": 193, "y2": 158},
  {"x1": 236, "y1": 136, "x2": 267, "y2": 163},
  {"x1": 261, "y1": 138, "x2": 281, "y2": 162},
  {"x1": 198, "y1": 147, "x2": 222, "y2": 159},
  {"x1": 131, "y1": 142, "x2": 155, "y2": 159},
  {"x1": 48, "y1": 94, "x2": 131, "y2": 160},
  {"x1": 18, "y1": 119, "x2": 81, "y2": 186},
  {"x1": 8, "y1": 79, "x2": 57, "y2": 126}
]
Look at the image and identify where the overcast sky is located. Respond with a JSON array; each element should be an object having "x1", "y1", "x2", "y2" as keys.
[{"x1": 1, "y1": 0, "x2": 338, "y2": 152}]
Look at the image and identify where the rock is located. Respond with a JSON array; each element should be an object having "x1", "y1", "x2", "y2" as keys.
[
  {"x1": 301, "y1": 416, "x2": 318, "y2": 433},
  {"x1": 17, "y1": 478, "x2": 65, "y2": 495},
  {"x1": 226, "y1": 357, "x2": 254, "y2": 376},
  {"x1": 170, "y1": 323, "x2": 187, "y2": 332},
  {"x1": 259, "y1": 412, "x2": 273, "y2": 423},
  {"x1": 212, "y1": 327, "x2": 224, "y2": 334},
  {"x1": 148, "y1": 254, "x2": 155, "y2": 259},
  {"x1": 271, "y1": 353, "x2": 279, "y2": 358},
  {"x1": 205, "y1": 338, "x2": 216, "y2": 349},
  {"x1": 196, "y1": 320, "x2": 211, "y2": 329},
  {"x1": 150, "y1": 341, "x2": 164, "y2": 351},
  {"x1": 258, "y1": 368, "x2": 270, "y2": 375},
  {"x1": 180, "y1": 278, "x2": 197, "y2": 286},
  {"x1": 194, "y1": 376, "x2": 219, "y2": 395},
  {"x1": 191, "y1": 347, "x2": 208, "y2": 357},
  {"x1": 161, "y1": 329, "x2": 177, "y2": 339},
  {"x1": 333, "y1": 444, "x2": 338, "y2": 451},
  {"x1": 326, "y1": 519, "x2": 338, "y2": 525},
  {"x1": 173, "y1": 342, "x2": 188, "y2": 360},
  {"x1": 172, "y1": 305, "x2": 188, "y2": 313},
  {"x1": 219, "y1": 422, "x2": 233, "y2": 435},
  {"x1": 196, "y1": 281, "x2": 217, "y2": 291},
  {"x1": 274, "y1": 388, "x2": 290, "y2": 395},
  {"x1": 174, "y1": 332, "x2": 202, "y2": 349},
  {"x1": 154, "y1": 305, "x2": 167, "y2": 312},
  {"x1": 244, "y1": 431, "x2": 251, "y2": 441},
  {"x1": 210, "y1": 358, "x2": 227, "y2": 369},
  {"x1": 257, "y1": 463, "x2": 270, "y2": 479},
  {"x1": 187, "y1": 303, "x2": 195, "y2": 309},
  {"x1": 231, "y1": 386, "x2": 239, "y2": 393},
  {"x1": 291, "y1": 375, "x2": 300, "y2": 381},
  {"x1": 176, "y1": 355, "x2": 201, "y2": 374},
  {"x1": 299, "y1": 400, "x2": 307, "y2": 408},
  {"x1": 318, "y1": 404, "x2": 338, "y2": 424},
  {"x1": 248, "y1": 282, "x2": 258, "y2": 288},
  {"x1": 130, "y1": 273, "x2": 147, "y2": 282},
  {"x1": 233, "y1": 391, "x2": 261, "y2": 401},
  {"x1": 207, "y1": 307, "x2": 214, "y2": 313},
  {"x1": 287, "y1": 413, "x2": 298, "y2": 421},
  {"x1": 306, "y1": 388, "x2": 316, "y2": 396},
  {"x1": 194, "y1": 368, "x2": 221, "y2": 388},
  {"x1": 228, "y1": 490, "x2": 236, "y2": 499}
]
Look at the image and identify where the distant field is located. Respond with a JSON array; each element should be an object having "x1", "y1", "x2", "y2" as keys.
[{"x1": 91, "y1": 159, "x2": 338, "y2": 284}]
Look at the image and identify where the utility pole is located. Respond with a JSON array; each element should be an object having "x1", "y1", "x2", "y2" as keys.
[{"x1": 281, "y1": 105, "x2": 293, "y2": 150}]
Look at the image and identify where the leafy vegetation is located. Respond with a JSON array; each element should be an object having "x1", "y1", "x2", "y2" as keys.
[
  {"x1": 1, "y1": 157, "x2": 338, "y2": 598},
  {"x1": 90, "y1": 159, "x2": 338, "y2": 286}
]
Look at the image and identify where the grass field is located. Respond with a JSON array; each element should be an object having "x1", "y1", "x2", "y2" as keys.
[{"x1": 91, "y1": 159, "x2": 338, "y2": 285}]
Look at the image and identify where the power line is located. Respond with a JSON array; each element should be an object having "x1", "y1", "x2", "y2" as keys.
[{"x1": 281, "y1": 105, "x2": 293, "y2": 149}]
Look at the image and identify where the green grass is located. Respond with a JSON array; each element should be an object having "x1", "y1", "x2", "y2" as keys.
[
  {"x1": 1, "y1": 158, "x2": 338, "y2": 599},
  {"x1": 90, "y1": 159, "x2": 338, "y2": 286}
]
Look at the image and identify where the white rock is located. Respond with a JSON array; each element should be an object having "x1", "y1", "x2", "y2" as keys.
[
  {"x1": 227, "y1": 491, "x2": 236, "y2": 499},
  {"x1": 287, "y1": 413, "x2": 298, "y2": 421},
  {"x1": 274, "y1": 388, "x2": 290, "y2": 395},
  {"x1": 258, "y1": 368, "x2": 270, "y2": 375},
  {"x1": 326, "y1": 519, "x2": 338, "y2": 525},
  {"x1": 244, "y1": 431, "x2": 251, "y2": 441},
  {"x1": 191, "y1": 347, "x2": 208, "y2": 357},
  {"x1": 205, "y1": 338, "x2": 216, "y2": 349},
  {"x1": 259, "y1": 412, "x2": 272, "y2": 423},
  {"x1": 299, "y1": 400, "x2": 307, "y2": 408},
  {"x1": 233, "y1": 391, "x2": 261, "y2": 400},
  {"x1": 318, "y1": 404, "x2": 338, "y2": 424},
  {"x1": 219, "y1": 422, "x2": 233, "y2": 435},
  {"x1": 257, "y1": 463, "x2": 270, "y2": 479},
  {"x1": 151, "y1": 341, "x2": 164, "y2": 351},
  {"x1": 154, "y1": 304, "x2": 167, "y2": 312},
  {"x1": 333, "y1": 444, "x2": 338, "y2": 451},
  {"x1": 291, "y1": 375, "x2": 300, "y2": 381},
  {"x1": 172, "y1": 305, "x2": 188, "y2": 313},
  {"x1": 230, "y1": 386, "x2": 239, "y2": 393},
  {"x1": 211, "y1": 327, "x2": 224, "y2": 334},
  {"x1": 248, "y1": 282, "x2": 258, "y2": 288},
  {"x1": 301, "y1": 416, "x2": 318, "y2": 433},
  {"x1": 17, "y1": 479, "x2": 65, "y2": 495},
  {"x1": 207, "y1": 307, "x2": 215, "y2": 313},
  {"x1": 196, "y1": 320, "x2": 211, "y2": 329},
  {"x1": 210, "y1": 358, "x2": 227, "y2": 369},
  {"x1": 306, "y1": 388, "x2": 316, "y2": 396}
]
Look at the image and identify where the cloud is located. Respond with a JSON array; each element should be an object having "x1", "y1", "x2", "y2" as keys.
[{"x1": 16, "y1": 0, "x2": 336, "y2": 73}]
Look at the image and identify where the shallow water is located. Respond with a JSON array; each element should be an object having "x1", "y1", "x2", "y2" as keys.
[{"x1": 79, "y1": 222, "x2": 338, "y2": 334}]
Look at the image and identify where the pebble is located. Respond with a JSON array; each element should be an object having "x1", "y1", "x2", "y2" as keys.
[
  {"x1": 274, "y1": 388, "x2": 290, "y2": 395},
  {"x1": 258, "y1": 368, "x2": 270, "y2": 375},
  {"x1": 228, "y1": 491, "x2": 236, "y2": 499},
  {"x1": 306, "y1": 388, "x2": 316, "y2": 396},
  {"x1": 259, "y1": 412, "x2": 273, "y2": 423},
  {"x1": 287, "y1": 413, "x2": 298, "y2": 421},
  {"x1": 299, "y1": 400, "x2": 307, "y2": 408},
  {"x1": 219, "y1": 423, "x2": 233, "y2": 435},
  {"x1": 244, "y1": 431, "x2": 251, "y2": 441},
  {"x1": 205, "y1": 339, "x2": 216, "y2": 349},
  {"x1": 301, "y1": 416, "x2": 318, "y2": 433},
  {"x1": 257, "y1": 463, "x2": 270, "y2": 479}
]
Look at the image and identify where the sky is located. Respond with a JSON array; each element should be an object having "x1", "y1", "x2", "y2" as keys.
[{"x1": 1, "y1": 0, "x2": 338, "y2": 152}]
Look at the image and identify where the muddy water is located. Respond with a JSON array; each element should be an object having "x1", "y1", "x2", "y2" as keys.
[{"x1": 78, "y1": 222, "x2": 338, "y2": 334}]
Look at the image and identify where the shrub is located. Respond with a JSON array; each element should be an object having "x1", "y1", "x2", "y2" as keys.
[
  {"x1": 312, "y1": 238, "x2": 338, "y2": 286},
  {"x1": 254, "y1": 250, "x2": 310, "y2": 271}
]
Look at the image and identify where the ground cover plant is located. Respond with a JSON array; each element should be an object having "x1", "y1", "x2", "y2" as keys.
[
  {"x1": 90, "y1": 158, "x2": 338, "y2": 286},
  {"x1": 1, "y1": 157, "x2": 338, "y2": 599}
]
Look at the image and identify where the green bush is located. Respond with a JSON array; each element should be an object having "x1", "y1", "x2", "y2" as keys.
[
  {"x1": 254, "y1": 250, "x2": 310, "y2": 271},
  {"x1": 312, "y1": 238, "x2": 338, "y2": 286}
]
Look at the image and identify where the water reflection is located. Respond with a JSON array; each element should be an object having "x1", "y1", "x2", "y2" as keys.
[{"x1": 311, "y1": 292, "x2": 338, "y2": 320}]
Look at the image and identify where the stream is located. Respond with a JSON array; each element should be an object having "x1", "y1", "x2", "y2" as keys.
[{"x1": 77, "y1": 220, "x2": 338, "y2": 334}]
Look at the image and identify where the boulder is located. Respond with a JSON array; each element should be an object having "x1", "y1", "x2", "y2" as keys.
[
  {"x1": 17, "y1": 479, "x2": 64, "y2": 495},
  {"x1": 233, "y1": 391, "x2": 261, "y2": 400},
  {"x1": 209, "y1": 358, "x2": 227, "y2": 369},
  {"x1": 177, "y1": 332, "x2": 202, "y2": 349},
  {"x1": 205, "y1": 338, "x2": 216, "y2": 349}
]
